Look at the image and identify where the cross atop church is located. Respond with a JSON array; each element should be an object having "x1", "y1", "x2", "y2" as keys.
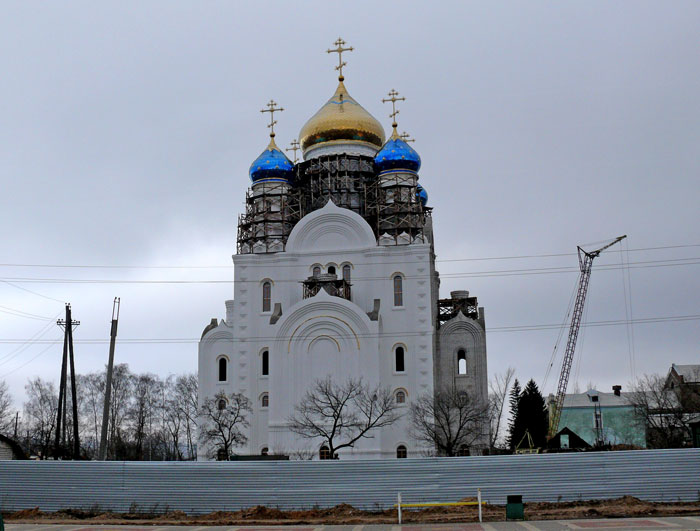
[
  {"x1": 260, "y1": 99, "x2": 284, "y2": 137},
  {"x1": 382, "y1": 89, "x2": 406, "y2": 129},
  {"x1": 400, "y1": 131, "x2": 415, "y2": 143},
  {"x1": 286, "y1": 139, "x2": 300, "y2": 163},
  {"x1": 327, "y1": 37, "x2": 353, "y2": 81}
]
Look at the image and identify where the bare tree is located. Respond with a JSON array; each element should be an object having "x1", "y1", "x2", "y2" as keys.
[
  {"x1": 172, "y1": 373, "x2": 198, "y2": 459},
  {"x1": 488, "y1": 367, "x2": 515, "y2": 449},
  {"x1": 288, "y1": 377, "x2": 401, "y2": 459},
  {"x1": 199, "y1": 391, "x2": 251, "y2": 459},
  {"x1": 627, "y1": 374, "x2": 696, "y2": 448},
  {"x1": 0, "y1": 380, "x2": 14, "y2": 434},
  {"x1": 23, "y1": 378, "x2": 58, "y2": 458},
  {"x1": 77, "y1": 372, "x2": 104, "y2": 458},
  {"x1": 409, "y1": 387, "x2": 489, "y2": 456}
]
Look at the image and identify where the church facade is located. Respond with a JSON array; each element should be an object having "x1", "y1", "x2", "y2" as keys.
[{"x1": 198, "y1": 42, "x2": 488, "y2": 460}]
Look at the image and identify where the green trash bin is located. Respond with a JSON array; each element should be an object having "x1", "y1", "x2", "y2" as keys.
[{"x1": 506, "y1": 495, "x2": 524, "y2": 520}]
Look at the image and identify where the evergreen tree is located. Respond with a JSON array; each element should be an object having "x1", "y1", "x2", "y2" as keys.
[
  {"x1": 506, "y1": 378, "x2": 521, "y2": 450},
  {"x1": 514, "y1": 379, "x2": 549, "y2": 450}
]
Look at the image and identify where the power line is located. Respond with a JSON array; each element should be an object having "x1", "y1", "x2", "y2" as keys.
[
  {"x1": 0, "y1": 314, "x2": 697, "y2": 345},
  {"x1": 0, "y1": 257, "x2": 697, "y2": 284},
  {"x1": 0, "y1": 243, "x2": 697, "y2": 270}
]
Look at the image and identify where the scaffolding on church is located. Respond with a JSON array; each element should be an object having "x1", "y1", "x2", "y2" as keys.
[
  {"x1": 301, "y1": 273, "x2": 352, "y2": 301},
  {"x1": 437, "y1": 291, "x2": 480, "y2": 327},
  {"x1": 371, "y1": 172, "x2": 431, "y2": 245},
  {"x1": 296, "y1": 153, "x2": 377, "y2": 222},
  {"x1": 237, "y1": 154, "x2": 434, "y2": 253},
  {"x1": 236, "y1": 181, "x2": 302, "y2": 254}
]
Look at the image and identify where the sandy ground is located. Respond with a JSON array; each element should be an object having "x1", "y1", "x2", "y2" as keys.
[{"x1": 4, "y1": 497, "x2": 700, "y2": 525}]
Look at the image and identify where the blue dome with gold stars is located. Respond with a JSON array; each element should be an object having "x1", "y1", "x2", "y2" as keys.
[
  {"x1": 416, "y1": 184, "x2": 428, "y2": 206},
  {"x1": 374, "y1": 130, "x2": 421, "y2": 174},
  {"x1": 249, "y1": 137, "x2": 294, "y2": 183}
]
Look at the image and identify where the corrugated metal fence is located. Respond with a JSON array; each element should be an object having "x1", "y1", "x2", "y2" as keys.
[{"x1": 1, "y1": 449, "x2": 699, "y2": 514}]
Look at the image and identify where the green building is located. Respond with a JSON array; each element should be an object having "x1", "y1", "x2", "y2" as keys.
[{"x1": 552, "y1": 388, "x2": 646, "y2": 448}]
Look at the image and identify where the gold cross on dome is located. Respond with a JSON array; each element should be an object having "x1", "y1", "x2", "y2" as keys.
[
  {"x1": 260, "y1": 99, "x2": 284, "y2": 137},
  {"x1": 400, "y1": 131, "x2": 415, "y2": 143},
  {"x1": 286, "y1": 139, "x2": 300, "y2": 163},
  {"x1": 382, "y1": 89, "x2": 406, "y2": 128},
  {"x1": 327, "y1": 37, "x2": 354, "y2": 81}
]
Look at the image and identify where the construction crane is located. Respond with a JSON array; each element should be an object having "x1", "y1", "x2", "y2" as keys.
[{"x1": 548, "y1": 235, "x2": 627, "y2": 438}]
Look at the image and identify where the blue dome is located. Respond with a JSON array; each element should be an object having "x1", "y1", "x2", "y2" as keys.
[
  {"x1": 374, "y1": 133, "x2": 421, "y2": 173},
  {"x1": 416, "y1": 184, "x2": 428, "y2": 206},
  {"x1": 249, "y1": 137, "x2": 294, "y2": 183}
]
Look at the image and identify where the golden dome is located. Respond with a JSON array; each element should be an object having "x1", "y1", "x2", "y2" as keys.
[{"x1": 299, "y1": 81, "x2": 386, "y2": 154}]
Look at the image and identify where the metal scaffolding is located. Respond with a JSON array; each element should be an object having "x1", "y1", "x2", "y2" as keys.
[{"x1": 236, "y1": 153, "x2": 432, "y2": 254}]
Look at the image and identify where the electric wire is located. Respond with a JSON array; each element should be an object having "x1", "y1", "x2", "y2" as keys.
[
  {"x1": 542, "y1": 274, "x2": 578, "y2": 390},
  {"x1": 0, "y1": 314, "x2": 697, "y2": 346},
  {"x1": 0, "y1": 243, "x2": 697, "y2": 270},
  {"x1": 0, "y1": 257, "x2": 698, "y2": 285},
  {"x1": 0, "y1": 304, "x2": 55, "y2": 321}
]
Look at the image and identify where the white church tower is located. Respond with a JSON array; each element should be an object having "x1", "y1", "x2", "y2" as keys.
[{"x1": 198, "y1": 40, "x2": 488, "y2": 460}]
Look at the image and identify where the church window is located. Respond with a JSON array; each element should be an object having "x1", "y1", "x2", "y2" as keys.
[
  {"x1": 395, "y1": 390, "x2": 406, "y2": 404},
  {"x1": 312, "y1": 266, "x2": 321, "y2": 277},
  {"x1": 218, "y1": 357, "x2": 227, "y2": 382},
  {"x1": 342, "y1": 264, "x2": 351, "y2": 282},
  {"x1": 262, "y1": 350, "x2": 269, "y2": 376},
  {"x1": 393, "y1": 275, "x2": 403, "y2": 307},
  {"x1": 261, "y1": 393, "x2": 269, "y2": 408},
  {"x1": 396, "y1": 445, "x2": 407, "y2": 458},
  {"x1": 328, "y1": 265, "x2": 336, "y2": 275},
  {"x1": 217, "y1": 398, "x2": 227, "y2": 411},
  {"x1": 262, "y1": 281, "x2": 271, "y2": 312},
  {"x1": 319, "y1": 445, "x2": 331, "y2": 460},
  {"x1": 458, "y1": 349, "x2": 467, "y2": 375},
  {"x1": 395, "y1": 346, "x2": 405, "y2": 373},
  {"x1": 261, "y1": 447, "x2": 269, "y2": 456}
]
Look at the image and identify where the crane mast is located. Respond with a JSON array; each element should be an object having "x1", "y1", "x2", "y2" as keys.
[{"x1": 549, "y1": 235, "x2": 627, "y2": 438}]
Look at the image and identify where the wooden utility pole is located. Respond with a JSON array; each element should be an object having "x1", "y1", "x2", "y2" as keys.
[
  {"x1": 98, "y1": 297, "x2": 120, "y2": 460},
  {"x1": 55, "y1": 304, "x2": 80, "y2": 459}
]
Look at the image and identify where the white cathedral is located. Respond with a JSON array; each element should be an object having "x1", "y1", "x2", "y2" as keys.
[{"x1": 198, "y1": 42, "x2": 488, "y2": 460}]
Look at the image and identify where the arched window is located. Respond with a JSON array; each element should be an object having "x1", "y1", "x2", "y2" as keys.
[
  {"x1": 458, "y1": 349, "x2": 467, "y2": 375},
  {"x1": 261, "y1": 393, "x2": 269, "y2": 408},
  {"x1": 262, "y1": 281, "x2": 271, "y2": 312},
  {"x1": 393, "y1": 275, "x2": 403, "y2": 307},
  {"x1": 261, "y1": 447, "x2": 269, "y2": 456},
  {"x1": 328, "y1": 265, "x2": 336, "y2": 275},
  {"x1": 262, "y1": 350, "x2": 269, "y2": 376},
  {"x1": 342, "y1": 264, "x2": 351, "y2": 282},
  {"x1": 319, "y1": 445, "x2": 331, "y2": 460},
  {"x1": 217, "y1": 398, "x2": 227, "y2": 411},
  {"x1": 395, "y1": 390, "x2": 406, "y2": 404},
  {"x1": 396, "y1": 445, "x2": 407, "y2": 458},
  {"x1": 312, "y1": 266, "x2": 321, "y2": 277},
  {"x1": 218, "y1": 357, "x2": 227, "y2": 382},
  {"x1": 395, "y1": 346, "x2": 405, "y2": 373}
]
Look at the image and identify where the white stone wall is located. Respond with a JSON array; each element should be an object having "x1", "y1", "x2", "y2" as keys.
[{"x1": 199, "y1": 201, "x2": 436, "y2": 459}]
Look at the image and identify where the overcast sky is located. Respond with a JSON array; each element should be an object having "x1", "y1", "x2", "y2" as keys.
[{"x1": 1, "y1": 1, "x2": 698, "y2": 406}]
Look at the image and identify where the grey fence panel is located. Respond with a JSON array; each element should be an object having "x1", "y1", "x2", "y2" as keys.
[{"x1": 1, "y1": 449, "x2": 699, "y2": 514}]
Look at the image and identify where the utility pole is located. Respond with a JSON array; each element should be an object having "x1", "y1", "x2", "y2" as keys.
[
  {"x1": 98, "y1": 297, "x2": 120, "y2": 460},
  {"x1": 55, "y1": 304, "x2": 80, "y2": 459}
]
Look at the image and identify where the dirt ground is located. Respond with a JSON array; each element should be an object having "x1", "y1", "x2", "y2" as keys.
[{"x1": 4, "y1": 497, "x2": 700, "y2": 525}]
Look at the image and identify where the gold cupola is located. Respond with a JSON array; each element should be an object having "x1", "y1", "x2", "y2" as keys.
[{"x1": 299, "y1": 80, "x2": 386, "y2": 157}]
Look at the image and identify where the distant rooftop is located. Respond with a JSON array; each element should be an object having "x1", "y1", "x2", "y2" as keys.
[
  {"x1": 671, "y1": 363, "x2": 700, "y2": 383},
  {"x1": 562, "y1": 389, "x2": 631, "y2": 408}
]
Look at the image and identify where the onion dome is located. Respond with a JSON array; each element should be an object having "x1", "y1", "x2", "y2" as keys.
[
  {"x1": 374, "y1": 127, "x2": 422, "y2": 174},
  {"x1": 299, "y1": 81, "x2": 386, "y2": 156},
  {"x1": 249, "y1": 136, "x2": 294, "y2": 183},
  {"x1": 416, "y1": 184, "x2": 428, "y2": 206}
]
